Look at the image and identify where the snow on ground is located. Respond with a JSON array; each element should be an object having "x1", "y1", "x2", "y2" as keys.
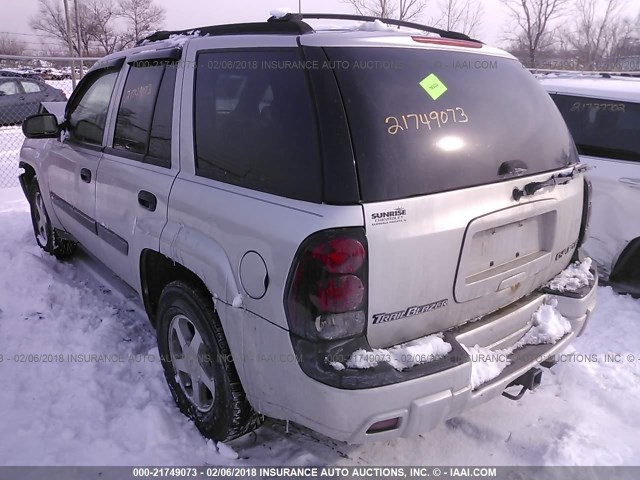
[
  {"x1": 47, "y1": 79, "x2": 74, "y2": 95},
  {"x1": 0, "y1": 186, "x2": 639, "y2": 466}
]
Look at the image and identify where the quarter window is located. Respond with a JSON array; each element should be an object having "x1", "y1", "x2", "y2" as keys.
[
  {"x1": 67, "y1": 70, "x2": 118, "y2": 145},
  {"x1": 20, "y1": 81, "x2": 42, "y2": 93},
  {"x1": 194, "y1": 50, "x2": 321, "y2": 202}
]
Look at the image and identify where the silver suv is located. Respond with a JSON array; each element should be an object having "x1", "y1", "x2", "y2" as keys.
[{"x1": 19, "y1": 14, "x2": 596, "y2": 443}]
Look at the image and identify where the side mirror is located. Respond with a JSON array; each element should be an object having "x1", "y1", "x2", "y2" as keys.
[{"x1": 22, "y1": 113, "x2": 60, "y2": 139}]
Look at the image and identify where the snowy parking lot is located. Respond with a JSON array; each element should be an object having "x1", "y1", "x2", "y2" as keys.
[
  {"x1": 0, "y1": 186, "x2": 639, "y2": 467},
  {"x1": 0, "y1": 126, "x2": 22, "y2": 188}
]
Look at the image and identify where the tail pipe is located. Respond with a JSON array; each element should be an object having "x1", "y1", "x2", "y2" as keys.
[{"x1": 502, "y1": 367, "x2": 542, "y2": 401}]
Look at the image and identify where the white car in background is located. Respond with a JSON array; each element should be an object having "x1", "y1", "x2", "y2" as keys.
[{"x1": 540, "y1": 75, "x2": 640, "y2": 296}]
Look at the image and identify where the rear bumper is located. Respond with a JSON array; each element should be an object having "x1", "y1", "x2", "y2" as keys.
[{"x1": 248, "y1": 269, "x2": 597, "y2": 444}]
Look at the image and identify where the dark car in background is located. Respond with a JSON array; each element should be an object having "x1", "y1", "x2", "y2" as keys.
[
  {"x1": 0, "y1": 76, "x2": 67, "y2": 125},
  {"x1": 0, "y1": 69, "x2": 43, "y2": 80}
]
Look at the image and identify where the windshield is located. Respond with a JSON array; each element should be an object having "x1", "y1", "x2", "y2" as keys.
[{"x1": 325, "y1": 47, "x2": 577, "y2": 202}]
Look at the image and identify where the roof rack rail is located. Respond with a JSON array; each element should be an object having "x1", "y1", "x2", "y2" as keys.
[
  {"x1": 282, "y1": 13, "x2": 479, "y2": 43},
  {"x1": 137, "y1": 12, "x2": 479, "y2": 47},
  {"x1": 137, "y1": 19, "x2": 314, "y2": 46}
]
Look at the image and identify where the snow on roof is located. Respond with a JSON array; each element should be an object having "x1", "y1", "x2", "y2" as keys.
[
  {"x1": 356, "y1": 19, "x2": 398, "y2": 32},
  {"x1": 269, "y1": 7, "x2": 292, "y2": 19},
  {"x1": 539, "y1": 75, "x2": 640, "y2": 103}
]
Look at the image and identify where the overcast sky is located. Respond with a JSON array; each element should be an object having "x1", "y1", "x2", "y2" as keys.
[
  {"x1": 2, "y1": 0, "x2": 638, "y2": 52},
  {"x1": 0, "y1": 0, "x2": 514, "y2": 50}
]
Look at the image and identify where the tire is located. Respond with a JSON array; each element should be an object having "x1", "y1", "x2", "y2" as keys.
[
  {"x1": 28, "y1": 179, "x2": 76, "y2": 259},
  {"x1": 156, "y1": 280, "x2": 261, "y2": 441}
]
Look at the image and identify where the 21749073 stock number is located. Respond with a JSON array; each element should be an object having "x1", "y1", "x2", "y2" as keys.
[{"x1": 385, "y1": 106, "x2": 469, "y2": 135}]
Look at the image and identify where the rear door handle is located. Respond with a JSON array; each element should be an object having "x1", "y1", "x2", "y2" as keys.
[
  {"x1": 138, "y1": 190, "x2": 157, "y2": 212},
  {"x1": 80, "y1": 168, "x2": 91, "y2": 183},
  {"x1": 619, "y1": 177, "x2": 640, "y2": 188}
]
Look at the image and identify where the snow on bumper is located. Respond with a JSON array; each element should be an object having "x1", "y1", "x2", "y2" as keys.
[{"x1": 236, "y1": 265, "x2": 597, "y2": 444}]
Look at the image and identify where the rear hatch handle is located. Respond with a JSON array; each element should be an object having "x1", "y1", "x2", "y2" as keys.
[{"x1": 513, "y1": 164, "x2": 590, "y2": 201}]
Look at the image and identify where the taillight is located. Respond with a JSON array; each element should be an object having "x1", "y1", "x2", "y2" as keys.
[
  {"x1": 577, "y1": 177, "x2": 592, "y2": 247},
  {"x1": 311, "y1": 238, "x2": 365, "y2": 274},
  {"x1": 285, "y1": 228, "x2": 368, "y2": 341},
  {"x1": 310, "y1": 275, "x2": 364, "y2": 312}
]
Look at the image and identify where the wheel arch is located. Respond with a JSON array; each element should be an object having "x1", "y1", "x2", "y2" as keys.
[
  {"x1": 139, "y1": 249, "x2": 214, "y2": 327},
  {"x1": 139, "y1": 248, "x2": 257, "y2": 413},
  {"x1": 18, "y1": 161, "x2": 36, "y2": 197},
  {"x1": 610, "y1": 236, "x2": 640, "y2": 284}
]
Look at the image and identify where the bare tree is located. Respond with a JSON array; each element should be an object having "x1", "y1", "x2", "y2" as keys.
[
  {"x1": 602, "y1": 13, "x2": 637, "y2": 66},
  {"x1": 562, "y1": 0, "x2": 627, "y2": 69},
  {"x1": 344, "y1": 0, "x2": 428, "y2": 21},
  {"x1": 30, "y1": 0, "x2": 165, "y2": 55},
  {"x1": 88, "y1": 0, "x2": 123, "y2": 55},
  {"x1": 501, "y1": 0, "x2": 570, "y2": 67},
  {"x1": 0, "y1": 34, "x2": 26, "y2": 56},
  {"x1": 30, "y1": 0, "x2": 109, "y2": 55},
  {"x1": 118, "y1": 0, "x2": 165, "y2": 47},
  {"x1": 435, "y1": 0, "x2": 483, "y2": 36},
  {"x1": 31, "y1": 0, "x2": 74, "y2": 52}
]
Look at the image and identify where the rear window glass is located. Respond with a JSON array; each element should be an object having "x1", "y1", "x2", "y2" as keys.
[
  {"x1": 325, "y1": 48, "x2": 576, "y2": 202},
  {"x1": 550, "y1": 94, "x2": 640, "y2": 163}
]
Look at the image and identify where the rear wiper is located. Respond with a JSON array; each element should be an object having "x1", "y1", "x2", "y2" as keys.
[{"x1": 512, "y1": 164, "x2": 589, "y2": 201}]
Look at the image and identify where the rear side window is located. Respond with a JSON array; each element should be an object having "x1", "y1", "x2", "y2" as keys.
[
  {"x1": 194, "y1": 49, "x2": 321, "y2": 202},
  {"x1": 326, "y1": 48, "x2": 576, "y2": 202},
  {"x1": 20, "y1": 81, "x2": 42, "y2": 93},
  {"x1": 113, "y1": 64, "x2": 176, "y2": 167},
  {"x1": 550, "y1": 94, "x2": 640, "y2": 163}
]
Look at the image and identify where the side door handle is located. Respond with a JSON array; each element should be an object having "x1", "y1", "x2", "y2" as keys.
[
  {"x1": 138, "y1": 190, "x2": 157, "y2": 212},
  {"x1": 619, "y1": 177, "x2": 640, "y2": 188},
  {"x1": 80, "y1": 168, "x2": 92, "y2": 183}
]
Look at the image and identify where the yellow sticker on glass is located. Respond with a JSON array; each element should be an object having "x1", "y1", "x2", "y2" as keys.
[{"x1": 420, "y1": 73, "x2": 447, "y2": 100}]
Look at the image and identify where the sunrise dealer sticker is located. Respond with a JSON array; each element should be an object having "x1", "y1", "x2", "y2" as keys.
[{"x1": 370, "y1": 207, "x2": 407, "y2": 226}]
